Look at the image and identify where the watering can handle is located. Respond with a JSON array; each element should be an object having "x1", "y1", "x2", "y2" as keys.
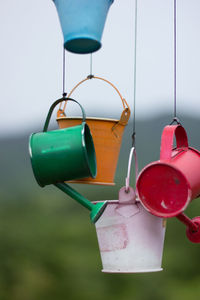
[
  {"x1": 57, "y1": 75, "x2": 130, "y2": 117},
  {"x1": 125, "y1": 147, "x2": 139, "y2": 192},
  {"x1": 160, "y1": 125, "x2": 189, "y2": 161},
  {"x1": 43, "y1": 97, "x2": 86, "y2": 132}
]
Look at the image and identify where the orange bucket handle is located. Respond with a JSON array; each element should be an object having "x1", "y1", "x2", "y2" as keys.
[{"x1": 57, "y1": 76, "x2": 130, "y2": 122}]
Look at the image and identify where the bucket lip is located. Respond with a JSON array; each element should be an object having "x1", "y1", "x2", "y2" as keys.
[
  {"x1": 68, "y1": 180, "x2": 115, "y2": 186},
  {"x1": 136, "y1": 161, "x2": 192, "y2": 218},
  {"x1": 93, "y1": 200, "x2": 141, "y2": 205},
  {"x1": 81, "y1": 123, "x2": 97, "y2": 178},
  {"x1": 53, "y1": 0, "x2": 114, "y2": 4},
  {"x1": 93, "y1": 200, "x2": 119, "y2": 204},
  {"x1": 57, "y1": 116, "x2": 119, "y2": 123},
  {"x1": 102, "y1": 268, "x2": 163, "y2": 273}
]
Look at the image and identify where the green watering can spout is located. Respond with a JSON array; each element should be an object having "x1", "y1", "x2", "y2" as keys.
[{"x1": 55, "y1": 183, "x2": 107, "y2": 223}]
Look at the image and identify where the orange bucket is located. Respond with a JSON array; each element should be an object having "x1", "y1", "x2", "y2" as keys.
[{"x1": 57, "y1": 76, "x2": 130, "y2": 185}]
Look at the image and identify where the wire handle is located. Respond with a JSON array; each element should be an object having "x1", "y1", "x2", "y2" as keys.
[
  {"x1": 57, "y1": 75, "x2": 130, "y2": 117},
  {"x1": 125, "y1": 147, "x2": 139, "y2": 193},
  {"x1": 43, "y1": 97, "x2": 86, "y2": 132}
]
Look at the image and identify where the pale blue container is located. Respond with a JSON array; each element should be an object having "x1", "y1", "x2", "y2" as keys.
[{"x1": 53, "y1": 0, "x2": 114, "y2": 54}]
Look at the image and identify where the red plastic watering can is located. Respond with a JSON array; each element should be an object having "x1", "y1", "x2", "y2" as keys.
[
  {"x1": 137, "y1": 124, "x2": 200, "y2": 243},
  {"x1": 137, "y1": 125, "x2": 200, "y2": 218}
]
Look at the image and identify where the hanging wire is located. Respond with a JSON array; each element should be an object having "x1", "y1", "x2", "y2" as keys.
[
  {"x1": 124, "y1": 0, "x2": 138, "y2": 193},
  {"x1": 132, "y1": 0, "x2": 138, "y2": 146},
  {"x1": 174, "y1": 0, "x2": 177, "y2": 119},
  {"x1": 62, "y1": 48, "x2": 67, "y2": 98},
  {"x1": 171, "y1": 0, "x2": 181, "y2": 125},
  {"x1": 90, "y1": 54, "x2": 93, "y2": 75},
  {"x1": 87, "y1": 54, "x2": 94, "y2": 79}
]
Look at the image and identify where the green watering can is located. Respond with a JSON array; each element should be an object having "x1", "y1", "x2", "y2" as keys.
[{"x1": 29, "y1": 97, "x2": 107, "y2": 223}]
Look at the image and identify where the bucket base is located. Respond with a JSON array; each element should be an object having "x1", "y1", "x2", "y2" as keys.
[
  {"x1": 64, "y1": 38, "x2": 101, "y2": 54},
  {"x1": 102, "y1": 268, "x2": 163, "y2": 273}
]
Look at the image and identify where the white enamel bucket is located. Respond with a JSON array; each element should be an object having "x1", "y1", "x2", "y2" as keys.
[{"x1": 94, "y1": 148, "x2": 166, "y2": 273}]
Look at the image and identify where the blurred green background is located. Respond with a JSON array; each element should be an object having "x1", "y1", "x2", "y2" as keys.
[{"x1": 1, "y1": 115, "x2": 200, "y2": 300}]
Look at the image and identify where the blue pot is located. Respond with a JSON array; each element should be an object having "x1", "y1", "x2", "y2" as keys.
[{"x1": 53, "y1": 0, "x2": 114, "y2": 54}]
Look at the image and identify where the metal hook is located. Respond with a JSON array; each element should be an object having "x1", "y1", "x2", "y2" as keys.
[
  {"x1": 87, "y1": 74, "x2": 94, "y2": 79},
  {"x1": 170, "y1": 117, "x2": 181, "y2": 125}
]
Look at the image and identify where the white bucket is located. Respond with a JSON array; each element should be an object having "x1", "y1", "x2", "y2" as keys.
[{"x1": 94, "y1": 148, "x2": 166, "y2": 273}]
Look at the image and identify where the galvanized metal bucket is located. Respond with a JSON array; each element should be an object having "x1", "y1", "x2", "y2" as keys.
[
  {"x1": 94, "y1": 148, "x2": 166, "y2": 273},
  {"x1": 29, "y1": 98, "x2": 96, "y2": 187},
  {"x1": 57, "y1": 76, "x2": 130, "y2": 185},
  {"x1": 53, "y1": 0, "x2": 114, "y2": 54}
]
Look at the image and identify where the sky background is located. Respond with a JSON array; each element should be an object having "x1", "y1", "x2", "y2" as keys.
[{"x1": 0, "y1": 0, "x2": 200, "y2": 137}]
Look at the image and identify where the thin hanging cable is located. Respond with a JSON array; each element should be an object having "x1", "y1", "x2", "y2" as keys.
[
  {"x1": 90, "y1": 54, "x2": 93, "y2": 75},
  {"x1": 170, "y1": 0, "x2": 180, "y2": 125},
  {"x1": 62, "y1": 48, "x2": 67, "y2": 97},
  {"x1": 88, "y1": 54, "x2": 94, "y2": 79},
  {"x1": 174, "y1": 0, "x2": 177, "y2": 119},
  {"x1": 132, "y1": 0, "x2": 138, "y2": 146}
]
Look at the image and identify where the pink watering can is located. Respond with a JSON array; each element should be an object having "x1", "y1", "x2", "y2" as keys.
[
  {"x1": 137, "y1": 124, "x2": 200, "y2": 243},
  {"x1": 94, "y1": 147, "x2": 166, "y2": 273}
]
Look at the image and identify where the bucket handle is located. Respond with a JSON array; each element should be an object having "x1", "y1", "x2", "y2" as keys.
[
  {"x1": 160, "y1": 125, "x2": 189, "y2": 161},
  {"x1": 43, "y1": 97, "x2": 86, "y2": 132},
  {"x1": 117, "y1": 147, "x2": 138, "y2": 206},
  {"x1": 125, "y1": 147, "x2": 139, "y2": 192},
  {"x1": 57, "y1": 75, "x2": 130, "y2": 116}
]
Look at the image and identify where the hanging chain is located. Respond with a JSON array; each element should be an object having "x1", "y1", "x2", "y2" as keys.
[
  {"x1": 62, "y1": 48, "x2": 67, "y2": 98},
  {"x1": 132, "y1": 0, "x2": 138, "y2": 146},
  {"x1": 171, "y1": 0, "x2": 181, "y2": 125}
]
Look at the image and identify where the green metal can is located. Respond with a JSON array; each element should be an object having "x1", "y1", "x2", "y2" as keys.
[{"x1": 29, "y1": 98, "x2": 97, "y2": 187}]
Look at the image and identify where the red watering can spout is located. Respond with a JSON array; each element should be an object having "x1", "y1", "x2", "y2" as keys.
[{"x1": 176, "y1": 213, "x2": 200, "y2": 243}]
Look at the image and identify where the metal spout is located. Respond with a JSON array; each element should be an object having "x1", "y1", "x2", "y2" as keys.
[{"x1": 55, "y1": 183, "x2": 107, "y2": 223}]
